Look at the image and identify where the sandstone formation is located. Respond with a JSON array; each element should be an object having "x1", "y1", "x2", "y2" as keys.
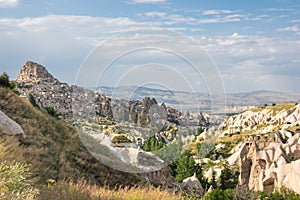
[
  {"x1": 228, "y1": 133, "x2": 300, "y2": 194},
  {"x1": 0, "y1": 110, "x2": 24, "y2": 137}
]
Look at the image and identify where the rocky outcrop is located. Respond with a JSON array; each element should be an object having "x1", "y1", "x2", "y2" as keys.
[
  {"x1": 0, "y1": 110, "x2": 24, "y2": 137},
  {"x1": 228, "y1": 133, "x2": 300, "y2": 194},
  {"x1": 16, "y1": 61, "x2": 57, "y2": 83},
  {"x1": 129, "y1": 97, "x2": 157, "y2": 127}
]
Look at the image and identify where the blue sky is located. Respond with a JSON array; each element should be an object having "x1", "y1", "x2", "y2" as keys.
[{"x1": 0, "y1": 0, "x2": 299, "y2": 93}]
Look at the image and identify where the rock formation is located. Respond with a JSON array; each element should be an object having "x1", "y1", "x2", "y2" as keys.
[
  {"x1": 228, "y1": 133, "x2": 300, "y2": 194},
  {"x1": 223, "y1": 104, "x2": 300, "y2": 135},
  {"x1": 180, "y1": 173, "x2": 204, "y2": 196},
  {"x1": 16, "y1": 61, "x2": 57, "y2": 83},
  {"x1": 0, "y1": 110, "x2": 24, "y2": 138}
]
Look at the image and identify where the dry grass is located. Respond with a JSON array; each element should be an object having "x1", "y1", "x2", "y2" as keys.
[
  {"x1": 38, "y1": 180, "x2": 182, "y2": 200},
  {"x1": 250, "y1": 103, "x2": 296, "y2": 114}
]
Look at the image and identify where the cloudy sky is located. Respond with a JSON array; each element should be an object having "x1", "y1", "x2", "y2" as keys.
[{"x1": 0, "y1": 0, "x2": 299, "y2": 93}]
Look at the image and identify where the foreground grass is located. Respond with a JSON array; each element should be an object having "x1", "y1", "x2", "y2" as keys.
[{"x1": 38, "y1": 180, "x2": 182, "y2": 200}]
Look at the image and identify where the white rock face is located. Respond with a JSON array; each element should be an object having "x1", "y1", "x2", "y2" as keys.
[
  {"x1": 228, "y1": 133, "x2": 300, "y2": 194},
  {"x1": 0, "y1": 110, "x2": 24, "y2": 137}
]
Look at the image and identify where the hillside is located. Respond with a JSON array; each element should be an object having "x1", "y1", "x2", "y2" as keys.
[{"x1": 0, "y1": 87, "x2": 139, "y2": 186}]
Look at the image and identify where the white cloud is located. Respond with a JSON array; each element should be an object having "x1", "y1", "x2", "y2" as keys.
[
  {"x1": 0, "y1": 14, "x2": 299, "y2": 93},
  {"x1": 200, "y1": 33, "x2": 300, "y2": 92},
  {"x1": 202, "y1": 9, "x2": 235, "y2": 15},
  {"x1": 0, "y1": 0, "x2": 18, "y2": 8},
  {"x1": 130, "y1": 0, "x2": 166, "y2": 4},
  {"x1": 264, "y1": 8, "x2": 294, "y2": 12},
  {"x1": 0, "y1": 15, "x2": 159, "y2": 84},
  {"x1": 277, "y1": 25, "x2": 300, "y2": 32},
  {"x1": 145, "y1": 12, "x2": 166, "y2": 18},
  {"x1": 289, "y1": 19, "x2": 300, "y2": 23}
]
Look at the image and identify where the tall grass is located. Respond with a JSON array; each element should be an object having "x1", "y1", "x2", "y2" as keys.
[{"x1": 38, "y1": 180, "x2": 182, "y2": 200}]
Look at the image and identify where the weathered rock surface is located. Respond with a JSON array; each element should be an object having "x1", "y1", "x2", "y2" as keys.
[
  {"x1": 16, "y1": 61, "x2": 57, "y2": 83},
  {"x1": 223, "y1": 104, "x2": 300, "y2": 135},
  {"x1": 180, "y1": 173, "x2": 204, "y2": 196},
  {"x1": 228, "y1": 133, "x2": 300, "y2": 194},
  {"x1": 0, "y1": 110, "x2": 24, "y2": 137}
]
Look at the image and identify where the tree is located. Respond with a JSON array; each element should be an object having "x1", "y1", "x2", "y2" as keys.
[
  {"x1": 174, "y1": 150, "x2": 196, "y2": 182},
  {"x1": 0, "y1": 72, "x2": 9, "y2": 87},
  {"x1": 210, "y1": 169, "x2": 217, "y2": 189},
  {"x1": 220, "y1": 166, "x2": 239, "y2": 190},
  {"x1": 195, "y1": 163, "x2": 209, "y2": 190},
  {"x1": 142, "y1": 135, "x2": 164, "y2": 152}
]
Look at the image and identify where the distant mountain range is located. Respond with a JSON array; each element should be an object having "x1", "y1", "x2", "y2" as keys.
[{"x1": 96, "y1": 86, "x2": 300, "y2": 113}]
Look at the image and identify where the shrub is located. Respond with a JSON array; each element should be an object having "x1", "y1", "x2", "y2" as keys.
[
  {"x1": 204, "y1": 188, "x2": 234, "y2": 200},
  {"x1": 111, "y1": 135, "x2": 131, "y2": 143},
  {"x1": 28, "y1": 93, "x2": 39, "y2": 108},
  {"x1": 142, "y1": 135, "x2": 164, "y2": 152},
  {"x1": 259, "y1": 187, "x2": 300, "y2": 199},
  {"x1": 0, "y1": 73, "x2": 9, "y2": 88},
  {"x1": 44, "y1": 106, "x2": 59, "y2": 118}
]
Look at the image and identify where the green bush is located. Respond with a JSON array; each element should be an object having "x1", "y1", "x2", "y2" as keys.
[
  {"x1": 259, "y1": 187, "x2": 300, "y2": 200},
  {"x1": 142, "y1": 135, "x2": 164, "y2": 152},
  {"x1": 0, "y1": 73, "x2": 9, "y2": 88},
  {"x1": 204, "y1": 188, "x2": 234, "y2": 200},
  {"x1": 173, "y1": 151, "x2": 196, "y2": 182},
  {"x1": 44, "y1": 106, "x2": 59, "y2": 118}
]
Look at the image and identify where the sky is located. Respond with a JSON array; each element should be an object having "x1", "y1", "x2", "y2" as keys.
[{"x1": 0, "y1": 0, "x2": 299, "y2": 93}]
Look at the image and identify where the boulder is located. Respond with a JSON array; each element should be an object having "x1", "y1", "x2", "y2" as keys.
[
  {"x1": 180, "y1": 173, "x2": 204, "y2": 196},
  {"x1": 0, "y1": 110, "x2": 24, "y2": 137}
]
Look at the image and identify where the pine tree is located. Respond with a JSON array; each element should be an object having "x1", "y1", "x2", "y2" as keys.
[{"x1": 175, "y1": 151, "x2": 195, "y2": 182}]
